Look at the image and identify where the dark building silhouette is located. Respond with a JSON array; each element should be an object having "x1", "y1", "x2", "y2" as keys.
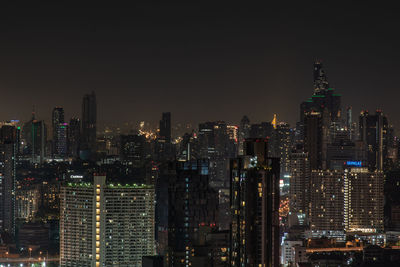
[
  {"x1": 142, "y1": 256, "x2": 164, "y2": 267},
  {"x1": 52, "y1": 107, "x2": 65, "y2": 156},
  {"x1": 197, "y1": 121, "x2": 233, "y2": 189},
  {"x1": 159, "y1": 112, "x2": 171, "y2": 143},
  {"x1": 120, "y1": 134, "x2": 146, "y2": 167},
  {"x1": 168, "y1": 159, "x2": 218, "y2": 267},
  {"x1": 303, "y1": 111, "x2": 325, "y2": 169},
  {"x1": 0, "y1": 136, "x2": 16, "y2": 236},
  {"x1": 249, "y1": 122, "x2": 273, "y2": 139},
  {"x1": 359, "y1": 110, "x2": 388, "y2": 170},
  {"x1": 68, "y1": 118, "x2": 81, "y2": 158},
  {"x1": 238, "y1": 115, "x2": 251, "y2": 155},
  {"x1": 300, "y1": 61, "x2": 341, "y2": 124},
  {"x1": 22, "y1": 113, "x2": 47, "y2": 163},
  {"x1": 230, "y1": 139, "x2": 280, "y2": 267},
  {"x1": 81, "y1": 91, "x2": 97, "y2": 154}
]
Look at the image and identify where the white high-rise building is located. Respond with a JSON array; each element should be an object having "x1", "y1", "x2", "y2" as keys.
[
  {"x1": 344, "y1": 167, "x2": 384, "y2": 233},
  {"x1": 60, "y1": 175, "x2": 155, "y2": 267}
]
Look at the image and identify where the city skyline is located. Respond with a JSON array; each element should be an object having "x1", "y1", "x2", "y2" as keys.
[
  {"x1": 1, "y1": 3, "x2": 400, "y2": 127},
  {"x1": 1, "y1": 3, "x2": 400, "y2": 267}
]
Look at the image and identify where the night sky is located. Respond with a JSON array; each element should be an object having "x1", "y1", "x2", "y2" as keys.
[{"x1": 1, "y1": 3, "x2": 399, "y2": 129}]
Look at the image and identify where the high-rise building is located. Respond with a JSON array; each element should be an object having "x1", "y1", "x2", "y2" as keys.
[
  {"x1": 300, "y1": 61, "x2": 341, "y2": 123},
  {"x1": 313, "y1": 60, "x2": 330, "y2": 94},
  {"x1": 310, "y1": 169, "x2": 344, "y2": 231},
  {"x1": 22, "y1": 113, "x2": 47, "y2": 163},
  {"x1": 159, "y1": 112, "x2": 171, "y2": 143},
  {"x1": 120, "y1": 134, "x2": 146, "y2": 167},
  {"x1": 15, "y1": 186, "x2": 39, "y2": 221},
  {"x1": 238, "y1": 115, "x2": 250, "y2": 156},
  {"x1": 68, "y1": 118, "x2": 81, "y2": 158},
  {"x1": 303, "y1": 111, "x2": 330, "y2": 170},
  {"x1": 0, "y1": 140, "x2": 16, "y2": 236},
  {"x1": 198, "y1": 121, "x2": 232, "y2": 188},
  {"x1": 55, "y1": 123, "x2": 68, "y2": 157},
  {"x1": 167, "y1": 160, "x2": 218, "y2": 267},
  {"x1": 82, "y1": 91, "x2": 97, "y2": 153},
  {"x1": 309, "y1": 163, "x2": 384, "y2": 233},
  {"x1": 271, "y1": 122, "x2": 293, "y2": 179},
  {"x1": 52, "y1": 107, "x2": 65, "y2": 156},
  {"x1": 289, "y1": 151, "x2": 310, "y2": 226},
  {"x1": 230, "y1": 139, "x2": 280, "y2": 267},
  {"x1": 344, "y1": 166, "x2": 384, "y2": 233},
  {"x1": 60, "y1": 175, "x2": 155, "y2": 266},
  {"x1": 359, "y1": 110, "x2": 388, "y2": 170}
]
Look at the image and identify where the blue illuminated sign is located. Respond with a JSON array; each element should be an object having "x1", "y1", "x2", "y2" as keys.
[{"x1": 346, "y1": 161, "x2": 362, "y2": 167}]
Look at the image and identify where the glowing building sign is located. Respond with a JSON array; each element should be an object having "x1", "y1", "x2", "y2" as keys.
[{"x1": 346, "y1": 161, "x2": 362, "y2": 167}]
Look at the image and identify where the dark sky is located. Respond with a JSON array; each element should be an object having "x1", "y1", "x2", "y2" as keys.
[{"x1": 1, "y1": 3, "x2": 399, "y2": 129}]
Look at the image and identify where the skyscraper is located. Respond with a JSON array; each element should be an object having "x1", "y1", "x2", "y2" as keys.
[
  {"x1": 310, "y1": 169, "x2": 344, "y2": 232},
  {"x1": 313, "y1": 60, "x2": 330, "y2": 94},
  {"x1": 60, "y1": 175, "x2": 155, "y2": 266},
  {"x1": 120, "y1": 134, "x2": 146, "y2": 167},
  {"x1": 159, "y1": 112, "x2": 171, "y2": 143},
  {"x1": 22, "y1": 113, "x2": 47, "y2": 163},
  {"x1": 0, "y1": 137, "x2": 16, "y2": 236},
  {"x1": 289, "y1": 151, "x2": 310, "y2": 226},
  {"x1": 230, "y1": 139, "x2": 280, "y2": 267},
  {"x1": 344, "y1": 166, "x2": 384, "y2": 233},
  {"x1": 82, "y1": 91, "x2": 97, "y2": 154},
  {"x1": 271, "y1": 122, "x2": 293, "y2": 178},
  {"x1": 68, "y1": 117, "x2": 81, "y2": 158},
  {"x1": 303, "y1": 111, "x2": 330, "y2": 170},
  {"x1": 168, "y1": 159, "x2": 218, "y2": 267},
  {"x1": 52, "y1": 106, "x2": 65, "y2": 156},
  {"x1": 238, "y1": 115, "x2": 250, "y2": 156},
  {"x1": 359, "y1": 110, "x2": 388, "y2": 170},
  {"x1": 198, "y1": 121, "x2": 232, "y2": 188},
  {"x1": 300, "y1": 61, "x2": 341, "y2": 123}
]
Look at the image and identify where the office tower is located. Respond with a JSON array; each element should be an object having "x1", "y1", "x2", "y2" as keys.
[
  {"x1": 238, "y1": 115, "x2": 250, "y2": 156},
  {"x1": 198, "y1": 121, "x2": 230, "y2": 158},
  {"x1": 68, "y1": 118, "x2": 81, "y2": 158},
  {"x1": 303, "y1": 110, "x2": 330, "y2": 170},
  {"x1": 230, "y1": 139, "x2": 280, "y2": 267},
  {"x1": 120, "y1": 134, "x2": 146, "y2": 167},
  {"x1": 346, "y1": 106, "x2": 357, "y2": 141},
  {"x1": 359, "y1": 110, "x2": 388, "y2": 170},
  {"x1": 344, "y1": 165, "x2": 384, "y2": 233},
  {"x1": 52, "y1": 107, "x2": 65, "y2": 156},
  {"x1": 300, "y1": 61, "x2": 341, "y2": 123},
  {"x1": 82, "y1": 91, "x2": 97, "y2": 153},
  {"x1": 310, "y1": 170, "x2": 344, "y2": 231},
  {"x1": 55, "y1": 122, "x2": 68, "y2": 157},
  {"x1": 22, "y1": 113, "x2": 47, "y2": 163},
  {"x1": 60, "y1": 175, "x2": 155, "y2": 266},
  {"x1": 0, "y1": 141, "x2": 16, "y2": 236},
  {"x1": 289, "y1": 151, "x2": 311, "y2": 226},
  {"x1": 167, "y1": 160, "x2": 218, "y2": 267},
  {"x1": 313, "y1": 60, "x2": 330, "y2": 93},
  {"x1": 271, "y1": 122, "x2": 293, "y2": 179},
  {"x1": 198, "y1": 121, "x2": 232, "y2": 188},
  {"x1": 156, "y1": 112, "x2": 174, "y2": 161},
  {"x1": 159, "y1": 112, "x2": 171, "y2": 143}
]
